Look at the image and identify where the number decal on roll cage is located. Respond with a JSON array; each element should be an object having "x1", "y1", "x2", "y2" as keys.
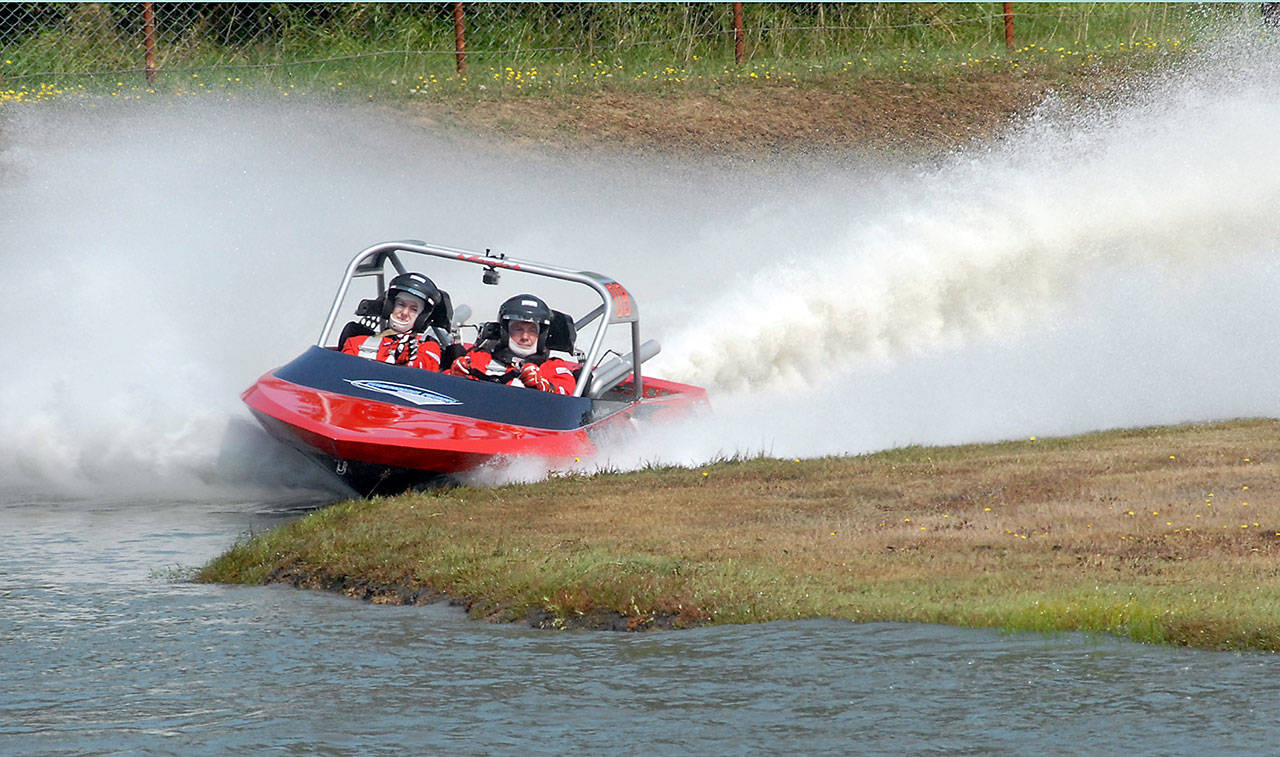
[{"x1": 605, "y1": 282, "x2": 632, "y2": 319}]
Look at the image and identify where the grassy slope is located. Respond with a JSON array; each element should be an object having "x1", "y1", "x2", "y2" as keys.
[{"x1": 198, "y1": 418, "x2": 1280, "y2": 649}]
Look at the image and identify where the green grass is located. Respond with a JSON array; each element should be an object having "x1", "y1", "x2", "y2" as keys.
[
  {"x1": 197, "y1": 419, "x2": 1280, "y2": 649},
  {"x1": 3, "y1": 2, "x2": 1264, "y2": 103}
]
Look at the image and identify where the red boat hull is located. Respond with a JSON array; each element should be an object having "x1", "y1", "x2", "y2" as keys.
[
  {"x1": 242, "y1": 347, "x2": 707, "y2": 493},
  {"x1": 243, "y1": 373, "x2": 608, "y2": 474}
]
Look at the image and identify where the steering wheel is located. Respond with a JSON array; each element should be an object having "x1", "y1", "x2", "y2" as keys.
[{"x1": 465, "y1": 367, "x2": 519, "y2": 384}]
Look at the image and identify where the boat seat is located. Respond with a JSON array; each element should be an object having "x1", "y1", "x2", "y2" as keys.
[
  {"x1": 546, "y1": 310, "x2": 576, "y2": 353},
  {"x1": 471, "y1": 309, "x2": 576, "y2": 354},
  {"x1": 341, "y1": 288, "x2": 456, "y2": 348},
  {"x1": 337, "y1": 320, "x2": 375, "y2": 348},
  {"x1": 354, "y1": 289, "x2": 454, "y2": 328},
  {"x1": 465, "y1": 321, "x2": 498, "y2": 351},
  {"x1": 430, "y1": 290, "x2": 455, "y2": 330},
  {"x1": 439, "y1": 343, "x2": 468, "y2": 371}
]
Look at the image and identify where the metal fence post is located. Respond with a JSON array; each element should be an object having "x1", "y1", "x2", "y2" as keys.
[
  {"x1": 733, "y1": 2, "x2": 744, "y2": 64},
  {"x1": 454, "y1": 2, "x2": 466, "y2": 75},
  {"x1": 1003, "y1": 2, "x2": 1015, "y2": 53},
  {"x1": 143, "y1": 1, "x2": 157, "y2": 83}
]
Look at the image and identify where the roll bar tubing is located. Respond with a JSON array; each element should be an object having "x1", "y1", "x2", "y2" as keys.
[{"x1": 318, "y1": 241, "x2": 641, "y2": 399}]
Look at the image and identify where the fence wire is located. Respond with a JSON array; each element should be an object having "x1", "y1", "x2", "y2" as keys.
[{"x1": 0, "y1": 2, "x2": 1260, "y2": 88}]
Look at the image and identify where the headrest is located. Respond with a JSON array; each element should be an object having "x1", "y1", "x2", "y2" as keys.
[
  {"x1": 546, "y1": 310, "x2": 576, "y2": 353},
  {"x1": 429, "y1": 289, "x2": 455, "y2": 330},
  {"x1": 475, "y1": 321, "x2": 502, "y2": 347},
  {"x1": 356, "y1": 289, "x2": 454, "y2": 331},
  {"x1": 337, "y1": 320, "x2": 375, "y2": 348},
  {"x1": 476, "y1": 310, "x2": 574, "y2": 354}
]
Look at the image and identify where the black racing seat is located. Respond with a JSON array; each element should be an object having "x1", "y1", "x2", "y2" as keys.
[
  {"x1": 337, "y1": 320, "x2": 376, "y2": 349},
  {"x1": 430, "y1": 290, "x2": 455, "y2": 330},
  {"x1": 546, "y1": 310, "x2": 576, "y2": 353},
  {"x1": 472, "y1": 321, "x2": 501, "y2": 351},
  {"x1": 336, "y1": 288, "x2": 455, "y2": 350},
  {"x1": 471, "y1": 309, "x2": 577, "y2": 354},
  {"x1": 439, "y1": 342, "x2": 468, "y2": 371}
]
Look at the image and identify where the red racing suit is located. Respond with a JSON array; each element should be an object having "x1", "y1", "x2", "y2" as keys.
[
  {"x1": 341, "y1": 330, "x2": 442, "y2": 371},
  {"x1": 446, "y1": 349, "x2": 575, "y2": 395}
]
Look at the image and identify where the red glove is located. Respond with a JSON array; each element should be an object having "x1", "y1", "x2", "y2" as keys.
[
  {"x1": 448, "y1": 353, "x2": 473, "y2": 376},
  {"x1": 519, "y1": 362, "x2": 550, "y2": 391}
]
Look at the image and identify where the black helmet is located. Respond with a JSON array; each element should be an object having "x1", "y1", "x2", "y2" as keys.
[
  {"x1": 499, "y1": 294, "x2": 552, "y2": 354},
  {"x1": 383, "y1": 272, "x2": 440, "y2": 332}
]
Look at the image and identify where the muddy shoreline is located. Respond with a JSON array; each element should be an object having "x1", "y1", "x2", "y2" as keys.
[{"x1": 267, "y1": 565, "x2": 682, "y2": 631}]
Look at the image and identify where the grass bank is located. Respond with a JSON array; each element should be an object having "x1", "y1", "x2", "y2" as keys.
[
  {"x1": 198, "y1": 418, "x2": 1280, "y2": 650},
  {"x1": 2, "y1": 2, "x2": 1228, "y2": 82},
  {"x1": 5, "y1": 3, "x2": 1250, "y2": 158},
  {"x1": 1, "y1": 2, "x2": 1238, "y2": 106}
]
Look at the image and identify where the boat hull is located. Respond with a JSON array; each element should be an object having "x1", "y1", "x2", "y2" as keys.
[{"x1": 242, "y1": 346, "x2": 706, "y2": 494}]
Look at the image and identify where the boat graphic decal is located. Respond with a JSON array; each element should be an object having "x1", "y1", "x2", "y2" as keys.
[{"x1": 344, "y1": 379, "x2": 462, "y2": 406}]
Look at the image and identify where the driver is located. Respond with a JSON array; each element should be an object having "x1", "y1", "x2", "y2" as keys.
[
  {"x1": 446, "y1": 294, "x2": 574, "y2": 394},
  {"x1": 341, "y1": 272, "x2": 443, "y2": 371}
]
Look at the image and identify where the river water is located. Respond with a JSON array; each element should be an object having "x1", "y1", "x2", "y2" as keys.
[
  {"x1": 5, "y1": 496, "x2": 1280, "y2": 754},
  {"x1": 7, "y1": 29, "x2": 1280, "y2": 755}
]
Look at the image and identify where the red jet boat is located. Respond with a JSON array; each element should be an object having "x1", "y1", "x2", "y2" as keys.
[{"x1": 242, "y1": 241, "x2": 708, "y2": 495}]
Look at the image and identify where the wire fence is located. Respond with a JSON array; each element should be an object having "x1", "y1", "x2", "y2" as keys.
[{"x1": 1, "y1": 2, "x2": 1273, "y2": 91}]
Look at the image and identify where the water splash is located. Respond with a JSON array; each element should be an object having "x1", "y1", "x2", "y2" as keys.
[
  {"x1": 3, "y1": 31, "x2": 1279, "y2": 498},
  {"x1": 657, "y1": 35, "x2": 1280, "y2": 393}
]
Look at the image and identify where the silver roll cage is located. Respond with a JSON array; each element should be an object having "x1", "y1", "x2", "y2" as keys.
[{"x1": 317, "y1": 240, "x2": 649, "y2": 400}]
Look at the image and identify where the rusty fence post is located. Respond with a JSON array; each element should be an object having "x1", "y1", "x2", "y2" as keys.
[
  {"x1": 143, "y1": 1, "x2": 157, "y2": 83},
  {"x1": 733, "y1": 2, "x2": 744, "y2": 64},
  {"x1": 1003, "y1": 2, "x2": 1015, "y2": 53},
  {"x1": 454, "y1": 2, "x2": 466, "y2": 75}
]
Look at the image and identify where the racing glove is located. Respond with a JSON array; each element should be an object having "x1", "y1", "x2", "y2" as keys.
[
  {"x1": 448, "y1": 353, "x2": 473, "y2": 376},
  {"x1": 519, "y1": 362, "x2": 552, "y2": 391}
]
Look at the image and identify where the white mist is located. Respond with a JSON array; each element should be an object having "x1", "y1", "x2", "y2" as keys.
[{"x1": 2, "y1": 32, "x2": 1278, "y2": 498}]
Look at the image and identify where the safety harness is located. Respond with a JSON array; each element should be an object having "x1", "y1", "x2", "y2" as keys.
[{"x1": 357, "y1": 331, "x2": 435, "y2": 366}]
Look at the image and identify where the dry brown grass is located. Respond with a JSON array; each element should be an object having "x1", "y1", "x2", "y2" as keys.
[{"x1": 199, "y1": 419, "x2": 1280, "y2": 648}]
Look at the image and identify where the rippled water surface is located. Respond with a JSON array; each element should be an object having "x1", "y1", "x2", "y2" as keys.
[
  {"x1": 5, "y1": 498, "x2": 1280, "y2": 755},
  {"x1": 8, "y1": 26, "x2": 1280, "y2": 756}
]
